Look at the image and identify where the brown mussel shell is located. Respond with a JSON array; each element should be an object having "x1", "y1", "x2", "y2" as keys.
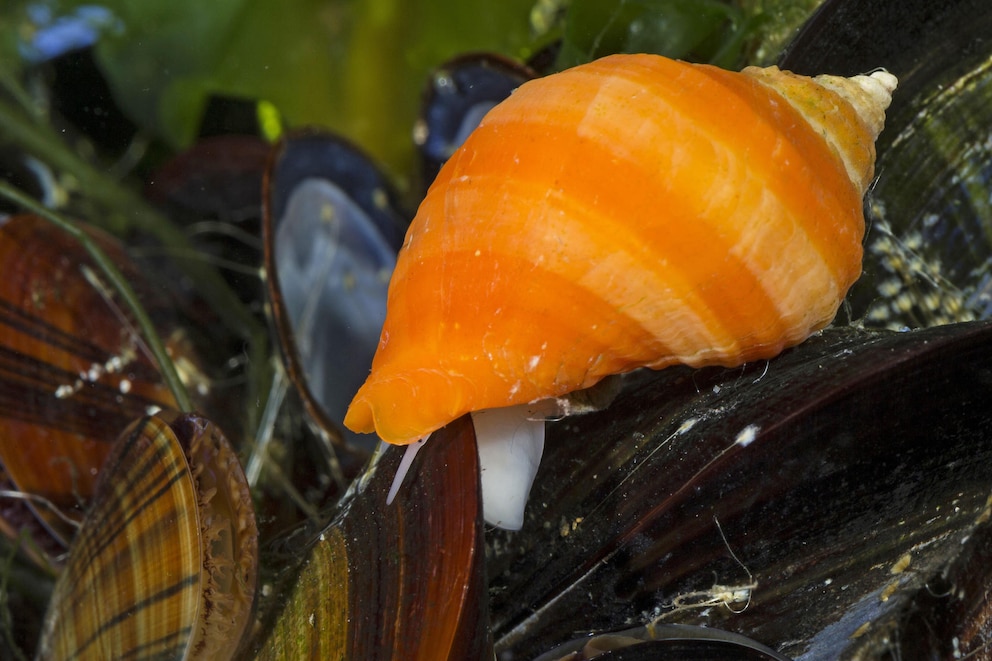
[
  {"x1": 36, "y1": 411, "x2": 257, "y2": 660},
  {"x1": 0, "y1": 214, "x2": 180, "y2": 549},
  {"x1": 251, "y1": 415, "x2": 489, "y2": 660}
]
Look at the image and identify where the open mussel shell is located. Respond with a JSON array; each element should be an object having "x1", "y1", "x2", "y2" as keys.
[
  {"x1": 488, "y1": 320, "x2": 992, "y2": 659},
  {"x1": 781, "y1": 0, "x2": 992, "y2": 329},
  {"x1": 251, "y1": 415, "x2": 489, "y2": 659},
  {"x1": 0, "y1": 214, "x2": 181, "y2": 551},
  {"x1": 262, "y1": 130, "x2": 408, "y2": 449},
  {"x1": 0, "y1": 150, "x2": 61, "y2": 216},
  {"x1": 37, "y1": 411, "x2": 258, "y2": 660},
  {"x1": 415, "y1": 53, "x2": 536, "y2": 187}
]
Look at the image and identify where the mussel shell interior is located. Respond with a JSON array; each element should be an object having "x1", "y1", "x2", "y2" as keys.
[{"x1": 263, "y1": 131, "x2": 408, "y2": 447}]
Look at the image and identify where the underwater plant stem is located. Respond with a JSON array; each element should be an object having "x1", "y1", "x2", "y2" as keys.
[
  {"x1": 0, "y1": 182, "x2": 194, "y2": 413},
  {"x1": 0, "y1": 69, "x2": 43, "y2": 124}
]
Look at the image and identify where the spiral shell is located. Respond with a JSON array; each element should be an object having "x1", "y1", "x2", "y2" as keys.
[
  {"x1": 36, "y1": 412, "x2": 258, "y2": 661},
  {"x1": 345, "y1": 53, "x2": 896, "y2": 445}
]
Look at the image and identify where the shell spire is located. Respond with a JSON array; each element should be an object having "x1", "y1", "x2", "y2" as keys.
[
  {"x1": 741, "y1": 66, "x2": 896, "y2": 195},
  {"x1": 345, "y1": 54, "x2": 897, "y2": 446}
]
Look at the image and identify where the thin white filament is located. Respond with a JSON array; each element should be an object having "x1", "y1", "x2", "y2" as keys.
[{"x1": 386, "y1": 437, "x2": 427, "y2": 504}]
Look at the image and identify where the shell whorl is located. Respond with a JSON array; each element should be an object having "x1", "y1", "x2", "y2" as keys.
[
  {"x1": 742, "y1": 66, "x2": 896, "y2": 195},
  {"x1": 345, "y1": 54, "x2": 897, "y2": 445}
]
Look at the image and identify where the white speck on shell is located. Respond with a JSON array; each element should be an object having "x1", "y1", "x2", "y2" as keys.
[{"x1": 735, "y1": 424, "x2": 760, "y2": 447}]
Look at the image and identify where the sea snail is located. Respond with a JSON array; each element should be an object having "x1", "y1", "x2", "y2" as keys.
[{"x1": 345, "y1": 54, "x2": 897, "y2": 529}]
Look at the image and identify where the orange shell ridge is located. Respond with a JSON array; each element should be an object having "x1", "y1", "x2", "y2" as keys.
[{"x1": 345, "y1": 53, "x2": 896, "y2": 445}]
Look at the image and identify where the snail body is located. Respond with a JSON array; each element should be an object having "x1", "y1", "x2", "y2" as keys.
[{"x1": 345, "y1": 54, "x2": 896, "y2": 527}]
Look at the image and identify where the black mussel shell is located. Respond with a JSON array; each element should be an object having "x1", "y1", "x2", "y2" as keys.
[
  {"x1": 560, "y1": 639, "x2": 785, "y2": 661},
  {"x1": 782, "y1": 0, "x2": 992, "y2": 329},
  {"x1": 145, "y1": 135, "x2": 271, "y2": 314},
  {"x1": 146, "y1": 134, "x2": 269, "y2": 226},
  {"x1": 263, "y1": 129, "x2": 408, "y2": 448},
  {"x1": 780, "y1": 0, "x2": 989, "y2": 91},
  {"x1": 489, "y1": 320, "x2": 992, "y2": 659},
  {"x1": 533, "y1": 623, "x2": 791, "y2": 661},
  {"x1": 589, "y1": 640, "x2": 786, "y2": 661}
]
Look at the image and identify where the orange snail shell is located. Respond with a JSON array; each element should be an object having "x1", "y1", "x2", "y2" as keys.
[{"x1": 345, "y1": 53, "x2": 897, "y2": 446}]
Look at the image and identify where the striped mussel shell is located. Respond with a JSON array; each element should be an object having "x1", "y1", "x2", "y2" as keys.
[
  {"x1": 250, "y1": 415, "x2": 490, "y2": 660},
  {"x1": 36, "y1": 411, "x2": 258, "y2": 660},
  {"x1": 0, "y1": 214, "x2": 183, "y2": 553}
]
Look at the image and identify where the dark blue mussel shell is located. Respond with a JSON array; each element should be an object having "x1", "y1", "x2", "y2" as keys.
[{"x1": 263, "y1": 130, "x2": 409, "y2": 447}]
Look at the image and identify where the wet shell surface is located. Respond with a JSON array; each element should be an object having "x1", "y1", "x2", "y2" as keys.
[
  {"x1": 345, "y1": 53, "x2": 897, "y2": 445},
  {"x1": 36, "y1": 412, "x2": 258, "y2": 661},
  {"x1": 0, "y1": 214, "x2": 181, "y2": 549}
]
